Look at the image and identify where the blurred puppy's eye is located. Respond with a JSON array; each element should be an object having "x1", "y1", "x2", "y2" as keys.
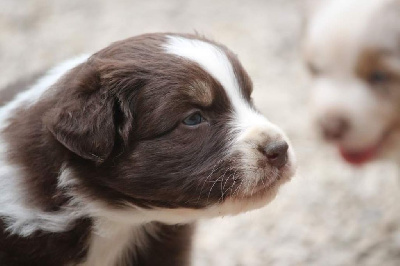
[
  {"x1": 368, "y1": 70, "x2": 390, "y2": 85},
  {"x1": 183, "y1": 112, "x2": 204, "y2": 126}
]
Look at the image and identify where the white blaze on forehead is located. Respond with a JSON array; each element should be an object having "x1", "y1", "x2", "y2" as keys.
[
  {"x1": 163, "y1": 35, "x2": 239, "y2": 103},
  {"x1": 163, "y1": 36, "x2": 276, "y2": 139}
]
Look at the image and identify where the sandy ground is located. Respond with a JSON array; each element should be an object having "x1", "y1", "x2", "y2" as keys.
[{"x1": 1, "y1": 0, "x2": 400, "y2": 265}]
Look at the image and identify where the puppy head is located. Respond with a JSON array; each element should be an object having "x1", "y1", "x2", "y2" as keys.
[
  {"x1": 303, "y1": 0, "x2": 400, "y2": 165},
  {"x1": 45, "y1": 33, "x2": 296, "y2": 223}
]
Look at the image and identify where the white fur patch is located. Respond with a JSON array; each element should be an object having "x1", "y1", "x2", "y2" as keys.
[
  {"x1": 79, "y1": 219, "x2": 156, "y2": 266},
  {"x1": 79, "y1": 192, "x2": 284, "y2": 266},
  {"x1": 70, "y1": 187, "x2": 282, "y2": 234},
  {"x1": 163, "y1": 36, "x2": 240, "y2": 104},
  {"x1": 163, "y1": 36, "x2": 286, "y2": 142},
  {"x1": 0, "y1": 55, "x2": 89, "y2": 236},
  {"x1": 57, "y1": 159, "x2": 287, "y2": 234}
]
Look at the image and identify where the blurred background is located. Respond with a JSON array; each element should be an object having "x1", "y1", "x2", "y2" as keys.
[{"x1": 1, "y1": 0, "x2": 400, "y2": 265}]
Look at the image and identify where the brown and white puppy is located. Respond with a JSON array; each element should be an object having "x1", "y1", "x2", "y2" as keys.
[
  {"x1": 0, "y1": 33, "x2": 296, "y2": 265},
  {"x1": 303, "y1": 0, "x2": 400, "y2": 165}
]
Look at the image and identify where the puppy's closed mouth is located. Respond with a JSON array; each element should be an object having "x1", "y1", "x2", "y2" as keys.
[
  {"x1": 240, "y1": 163, "x2": 294, "y2": 199},
  {"x1": 251, "y1": 175, "x2": 287, "y2": 196}
]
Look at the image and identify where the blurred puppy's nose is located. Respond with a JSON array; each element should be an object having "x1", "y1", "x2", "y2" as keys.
[
  {"x1": 264, "y1": 141, "x2": 288, "y2": 169},
  {"x1": 319, "y1": 117, "x2": 349, "y2": 141}
]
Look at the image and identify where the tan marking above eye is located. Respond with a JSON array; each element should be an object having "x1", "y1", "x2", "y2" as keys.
[
  {"x1": 186, "y1": 80, "x2": 213, "y2": 106},
  {"x1": 356, "y1": 49, "x2": 379, "y2": 78}
]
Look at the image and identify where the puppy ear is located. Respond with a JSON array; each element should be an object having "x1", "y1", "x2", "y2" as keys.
[{"x1": 44, "y1": 63, "x2": 116, "y2": 163}]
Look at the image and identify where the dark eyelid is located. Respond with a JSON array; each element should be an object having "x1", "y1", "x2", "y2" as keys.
[
  {"x1": 367, "y1": 70, "x2": 390, "y2": 85},
  {"x1": 182, "y1": 111, "x2": 206, "y2": 126}
]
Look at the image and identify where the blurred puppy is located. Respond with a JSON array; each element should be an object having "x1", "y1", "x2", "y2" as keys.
[
  {"x1": 303, "y1": 0, "x2": 400, "y2": 165},
  {"x1": 0, "y1": 33, "x2": 296, "y2": 265}
]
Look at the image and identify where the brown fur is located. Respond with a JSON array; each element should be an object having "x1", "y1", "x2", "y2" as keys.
[{"x1": 0, "y1": 33, "x2": 257, "y2": 265}]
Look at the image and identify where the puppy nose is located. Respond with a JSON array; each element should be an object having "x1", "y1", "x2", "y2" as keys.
[
  {"x1": 264, "y1": 141, "x2": 289, "y2": 169},
  {"x1": 319, "y1": 117, "x2": 349, "y2": 141}
]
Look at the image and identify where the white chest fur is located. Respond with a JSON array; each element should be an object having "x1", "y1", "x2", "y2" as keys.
[{"x1": 80, "y1": 219, "x2": 153, "y2": 266}]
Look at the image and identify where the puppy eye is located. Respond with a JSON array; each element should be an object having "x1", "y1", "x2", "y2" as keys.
[
  {"x1": 368, "y1": 70, "x2": 389, "y2": 85},
  {"x1": 183, "y1": 112, "x2": 204, "y2": 126}
]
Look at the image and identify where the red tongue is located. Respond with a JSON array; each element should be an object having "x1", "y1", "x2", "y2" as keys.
[{"x1": 339, "y1": 145, "x2": 378, "y2": 165}]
